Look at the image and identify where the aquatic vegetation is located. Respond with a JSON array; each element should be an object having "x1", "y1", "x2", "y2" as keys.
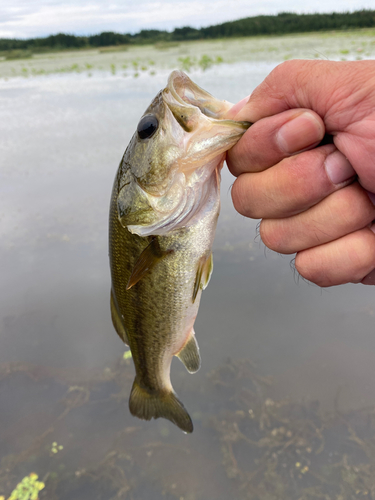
[
  {"x1": 110, "y1": 63, "x2": 116, "y2": 75},
  {"x1": 198, "y1": 54, "x2": 213, "y2": 70},
  {"x1": 340, "y1": 49, "x2": 350, "y2": 54},
  {"x1": 0, "y1": 357, "x2": 375, "y2": 499},
  {"x1": 208, "y1": 359, "x2": 375, "y2": 499},
  {"x1": 5, "y1": 50, "x2": 32, "y2": 60},
  {"x1": 178, "y1": 56, "x2": 195, "y2": 72},
  {"x1": 31, "y1": 68, "x2": 45, "y2": 75},
  {"x1": 2, "y1": 474, "x2": 44, "y2": 500},
  {"x1": 0, "y1": 30, "x2": 374, "y2": 80},
  {"x1": 99, "y1": 46, "x2": 128, "y2": 53},
  {"x1": 50, "y1": 442, "x2": 63, "y2": 455},
  {"x1": 154, "y1": 41, "x2": 180, "y2": 50}
]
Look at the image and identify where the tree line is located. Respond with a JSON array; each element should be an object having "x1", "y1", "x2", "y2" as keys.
[{"x1": 1, "y1": 10, "x2": 374, "y2": 52}]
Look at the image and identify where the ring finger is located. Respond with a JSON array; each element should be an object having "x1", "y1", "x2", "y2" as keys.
[{"x1": 260, "y1": 182, "x2": 375, "y2": 254}]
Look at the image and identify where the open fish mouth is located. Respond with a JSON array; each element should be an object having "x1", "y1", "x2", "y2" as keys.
[{"x1": 165, "y1": 70, "x2": 233, "y2": 120}]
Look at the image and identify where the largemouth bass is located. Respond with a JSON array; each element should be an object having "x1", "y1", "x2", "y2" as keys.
[{"x1": 109, "y1": 71, "x2": 249, "y2": 433}]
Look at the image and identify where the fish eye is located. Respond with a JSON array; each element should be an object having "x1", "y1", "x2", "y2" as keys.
[{"x1": 137, "y1": 115, "x2": 159, "y2": 140}]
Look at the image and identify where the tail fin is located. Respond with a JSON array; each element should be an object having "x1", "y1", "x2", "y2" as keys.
[{"x1": 129, "y1": 379, "x2": 193, "y2": 433}]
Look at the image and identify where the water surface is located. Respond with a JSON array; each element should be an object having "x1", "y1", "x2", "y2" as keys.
[{"x1": 1, "y1": 41, "x2": 375, "y2": 499}]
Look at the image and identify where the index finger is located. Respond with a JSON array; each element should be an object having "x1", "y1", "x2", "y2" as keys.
[{"x1": 227, "y1": 108, "x2": 325, "y2": 176}]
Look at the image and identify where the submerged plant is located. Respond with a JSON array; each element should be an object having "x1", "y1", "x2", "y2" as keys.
[
  {"x1": 5, "y1": 474, "x2": 44, "y2": 500},
  {"x1": 50, "y1": 441, "x2": 63, "y2": 455}
]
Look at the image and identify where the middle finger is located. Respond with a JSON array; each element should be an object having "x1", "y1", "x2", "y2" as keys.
[{"x1": 231, "y1": 144, "x2": 356, "y2": 219}]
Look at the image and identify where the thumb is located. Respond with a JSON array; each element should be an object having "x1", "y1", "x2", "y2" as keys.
[
  {"x1": 232, "y1": 59, "x2": 375, "y2": 192},
  {"x1": 233, "y1": 59, "x2": 372, "y2": 128}
]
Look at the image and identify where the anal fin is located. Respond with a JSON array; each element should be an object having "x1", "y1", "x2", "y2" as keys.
[
  {"x1": 127, "y1": 237, "x2": 173, "y2": 290},
  {"x1": 176, "y1": 330, "x2": 201, "y2": 373}
]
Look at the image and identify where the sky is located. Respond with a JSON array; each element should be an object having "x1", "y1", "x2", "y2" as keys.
[{"x1": 0, "y1": 0, "x2": 373, "y2": 39}]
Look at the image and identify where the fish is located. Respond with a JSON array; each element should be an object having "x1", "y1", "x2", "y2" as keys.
[{"x1": 109, "y1": 70, "x2": 250, "y2": 433}]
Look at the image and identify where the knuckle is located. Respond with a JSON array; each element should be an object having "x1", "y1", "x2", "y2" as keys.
[
  {"x1": 259, "y1": 220, "x2": 288, "y2": 253},
  {"x1": 294, "y1": 251, "x2": 327, "y2": 286},
  {"x1": 335, "y1": 183, "x2": 375, "y2": 226},
  {"x1": 345, "y1": 231, "x2": 375, "y2": 279},
  {"x1": 231, "y1": 176, "x2": 251, "y2": 217},
  {"x1": 295, "y1": 229, "x2": 375, "y2": 287}
]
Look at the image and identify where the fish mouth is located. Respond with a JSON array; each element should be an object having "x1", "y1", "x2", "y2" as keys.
[
  {"x1": 163, "y1": 70, "x2": 250, "y2": 137},
  {"x1": 165, "y1": 70, "x2": 233, "y2": 119},
  {"x1": 162, "y1": 70, "x2": 250, "y2": 167}
]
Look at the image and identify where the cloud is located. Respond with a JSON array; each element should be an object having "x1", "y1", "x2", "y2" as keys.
[{"x1": 0, "y1": 0, "x2": 372, "y2": 38}]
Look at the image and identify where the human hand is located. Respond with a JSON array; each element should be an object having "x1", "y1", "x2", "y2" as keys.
[{"x1": 226, "y1": 60, "x2": 375, "y2": 287}]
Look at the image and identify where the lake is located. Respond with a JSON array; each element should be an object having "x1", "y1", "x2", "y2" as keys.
[{"x1": 1, "y1": 31, "x2": 375, "y2": 499}]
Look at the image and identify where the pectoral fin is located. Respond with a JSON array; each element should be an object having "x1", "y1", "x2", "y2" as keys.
[
  {"x1": 127, "y1": 237, "x2": 173, "y2": 290},
  {"x1": 176, "y1": 330, "x2": 201, "y2": 373},
  {"x1": 192, "y1": 252, "x2": 214, "y2": 302}
]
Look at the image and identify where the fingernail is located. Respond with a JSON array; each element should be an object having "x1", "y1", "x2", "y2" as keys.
[
  {"x1": 324, "y1": 151, "x2": 356, "y2": 185},
  {"x1": 276, "y1": 111, "x2": 324, "y2": 154},
  {"x1": 229, "y1": 95, "x2": 251, "y2": 119},
  {"x1": 362, "y1": 268, "x2": 375, "y2": 285}
]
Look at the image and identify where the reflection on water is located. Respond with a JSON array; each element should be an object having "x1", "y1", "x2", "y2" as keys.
[{"x1": 1, "y1": 59, "x2": 375, "y2": 498}]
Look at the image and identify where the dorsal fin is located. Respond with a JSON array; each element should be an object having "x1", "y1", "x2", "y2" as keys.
[
  {"x1": 176, "y1": 330, "x2": 200, "y2": 373},
  {"x1": 127, "y1": 237, "x2": 173, "y2": 290}
]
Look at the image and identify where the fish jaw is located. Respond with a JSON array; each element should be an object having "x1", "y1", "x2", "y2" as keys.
[
  {"x1": 163, "y1": 72, "x2": 250, "y2": 175},
  {"x1": 166, "y1": 70, "x2": 233, "y2": 119}
]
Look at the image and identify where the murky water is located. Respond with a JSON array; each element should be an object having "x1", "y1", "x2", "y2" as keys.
[{"x1": 1, "y1": 37, "x2": 375, "y2": 499}]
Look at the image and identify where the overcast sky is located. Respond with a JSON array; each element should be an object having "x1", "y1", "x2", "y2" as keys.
[{"x1": 0, "y1": 0, "x2": 372, "y2": 39}]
